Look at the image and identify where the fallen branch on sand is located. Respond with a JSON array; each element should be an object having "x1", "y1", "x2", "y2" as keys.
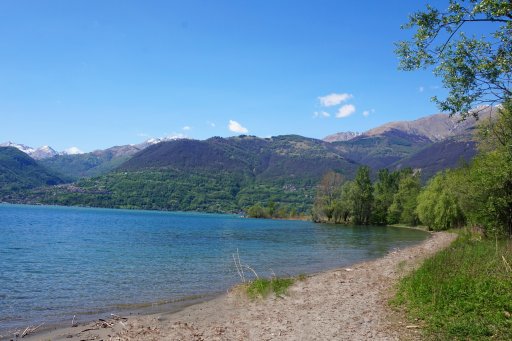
[
  {"x1": 21, "y1": 322, "x2": 44, "y2": 338},
  {"x1": 79, "y1": 315, "x2": 129, "y2": 334}
]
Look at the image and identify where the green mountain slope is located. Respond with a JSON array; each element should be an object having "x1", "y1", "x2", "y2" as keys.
[
  {"x1": 121, "y1": 135, "x2": 358, "y2": 182},
  {"x1": 0, "y1": 147, "x2": 67, "y2": 196},
  {"x1": 391, "y1": 137, "x2": 477, "y2": 181},
  {"x1": 19, "y1": 135, "x2": 359, "y2": 212},
  {"x1": 331, "y1": 129, "x2": 431, "y2": 169},
  {"x1": 39, "y1": 145, "x2": 141, "y2": 180}
]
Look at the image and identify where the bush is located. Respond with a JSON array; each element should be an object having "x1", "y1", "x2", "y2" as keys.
[{"x1": 246, "y1": 277, "x2": 294, "y2": 299}]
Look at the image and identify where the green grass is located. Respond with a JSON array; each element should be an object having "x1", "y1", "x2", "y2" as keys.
[
  {"x1": 246, "y1": 277, "x2": 294, "y2": 299},
  {"x1": 393, "y1": 231, "x2": 512, "y2": 340}
]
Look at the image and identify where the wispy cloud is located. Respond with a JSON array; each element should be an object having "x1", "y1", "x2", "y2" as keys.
[
  {"x1": 165, "y1": 133, "x2": 186, "y2": 140},
  {"x1": 137, "y1": 132, "x2": 149, "y2": 137},
  {"x1": 419, "y1": 86, "x2": 425, "y2": 93},
  {"x1": 228, "y1": 120, "x2": 248, "y2": 133},
  {"x1": 206, "y1": 121, "x2": 216, "y2": 128},
  {"x1": 362, "y1": 109, "x2": 375, "y2": 117},
  {"x1": 336, "y1": 104, "x2": 356, "y2": 118},
  {"x1": 318, "y1": 93, "x2": 353, "y2": 107},
  {"x1": 313, "y1": 111, "x2": 330, "y2": 118},
  {"x1": 182, "y1": 126, "x2": 191, "y2": 131}
]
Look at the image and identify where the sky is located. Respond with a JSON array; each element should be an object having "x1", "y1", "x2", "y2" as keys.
[{"x1": 0, "y1": 0, "x2": 449, "y2": 152}]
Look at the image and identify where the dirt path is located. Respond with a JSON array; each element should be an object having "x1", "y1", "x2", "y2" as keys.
[{"x1": 26, "y1": 231, "x2": 456, "y2": 341}]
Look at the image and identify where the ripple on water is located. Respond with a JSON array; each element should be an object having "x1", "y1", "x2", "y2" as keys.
[{"x1": 0, "y1": 204, "x2": 429, "y2": 334}]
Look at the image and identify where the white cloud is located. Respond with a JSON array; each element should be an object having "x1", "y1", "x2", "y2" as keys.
[
  {"x1": 207, "y1": 121, "x2": 216, "y2": 128},
  {"x1": 137, "y1": 132, "x2": 149, "y2": 137},
  {"x1": 63, "y1": 146, "x2": 84, "y2": 155},
  {"x1": 313, "y1": 111, "x2": 330, "y2": 118},
  {"x1": 419, "y1": 86, "x2": 425, "y2": 93},
  {"x1": 318, "y1": 93, "x2": 353, "y2": 107},
  {"x1": 362, "y1": 109, "x2": 375, "y2": 117},
  {"x1": 228, "y1": 120, "x2": 248, "y2": 133},
  {"x1": 182, "y1": 126, "x2": 191, "y2": 131},
  {"x1": 336, "y1": 104, "x2": 356, "y2": 118}
]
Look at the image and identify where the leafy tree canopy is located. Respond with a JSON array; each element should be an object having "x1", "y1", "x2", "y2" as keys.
[{"x1": 396, "y1": 0, "x2": 512, "y2": 117}]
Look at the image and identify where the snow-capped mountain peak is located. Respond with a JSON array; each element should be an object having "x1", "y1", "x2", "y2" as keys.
[
  {"x1": 0, "y1": 141, "x2": 85, "y2": 159},
  {"x1": 1, "y1": 134, "x2": 186, "y2": 161},
  {"x1": 136, "y1": 134, "x2": 186, "y2": 149},
  {"x1": 0, "y1": 141, "x2": 36, "y2": 155},
  {"x1": 31, "y1": 145, "x2": 58, "y2": 159},
  {"x1": 146, "y1": 138, "x2": 160, "y2": 144}
]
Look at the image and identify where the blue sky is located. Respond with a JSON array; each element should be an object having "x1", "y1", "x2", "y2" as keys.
[{"x1": 0, "y1": 0, "x2": 447, "y2": 152}]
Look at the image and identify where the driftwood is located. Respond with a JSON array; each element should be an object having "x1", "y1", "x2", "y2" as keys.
[
  {"x1": 232, "y1": 249, "x2": 246, "y2": 283},
  {"x1": 79, "y1": 315, "x2": 128, "y2": 333},
  {"x1": 232, "y1": 248, "x2": 259, "y2": 283},
  {"x1": 21, "y1": 322, "x2": 44, "y2": 338}
]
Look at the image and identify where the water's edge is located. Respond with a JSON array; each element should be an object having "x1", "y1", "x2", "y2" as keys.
[
  {"x1": 0, "y1": 204, "x2": 430, "y2": 337},
  {"x1": 14, "y1": 231, "x2": 433, "y2": 340}
]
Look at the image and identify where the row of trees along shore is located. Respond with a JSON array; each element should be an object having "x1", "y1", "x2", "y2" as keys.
[
  {"x1": 313, "y1": 102, "x2": 512, "y2": 238},
  {"x1": 312, "y1": 167, "x2": 421, "y2": 226}
]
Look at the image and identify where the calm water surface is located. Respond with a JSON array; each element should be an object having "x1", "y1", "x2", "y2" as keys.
[{"x1": 0, "y1": 204, "x2": 429, "y2": 333}]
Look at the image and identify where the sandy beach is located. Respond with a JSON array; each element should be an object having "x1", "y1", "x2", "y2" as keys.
[{"x1": 23, "y1": 231, "x2": 455, "y2": 341}]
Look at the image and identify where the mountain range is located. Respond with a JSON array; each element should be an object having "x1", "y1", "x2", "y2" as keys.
[
  {"x1": 0, "y1": 136, "x2": 189, "y2": 180},
  {"x1": 323, "y1": 107, "x2": 492, "y2": 143},
  {"x1": 0, "y1": 107, "x2": 497, "y2": 212},
  {"x1": 0, "y1": 142, "x2": 85, "y2": 160}
]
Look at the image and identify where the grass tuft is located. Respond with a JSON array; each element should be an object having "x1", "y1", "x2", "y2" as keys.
[
  {"x1": 246, "y1": 277, "x2": 294, "y2": 299},
  {"x1": 297, "y1": 273, "x2": 307, "y2": 281},
  {"x1": 392, "y1": 231, "x2": 512, "y2": 340}
]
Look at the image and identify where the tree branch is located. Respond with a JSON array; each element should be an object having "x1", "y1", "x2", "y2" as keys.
[{"x1": 439, "y1": 22, "x2": 464, "y2": 54}]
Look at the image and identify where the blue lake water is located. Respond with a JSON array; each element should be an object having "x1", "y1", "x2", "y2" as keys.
[{"x1": 0, "y1": 204, "x2": 429, "y2": 333}]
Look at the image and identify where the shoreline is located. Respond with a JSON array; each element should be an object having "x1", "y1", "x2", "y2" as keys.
[
  {"x1": 22, "y1": 231, "x2": 456, "y2": 341},
  {"x1": 1, "y1": 202, "x2": 310, "y2": 221}
]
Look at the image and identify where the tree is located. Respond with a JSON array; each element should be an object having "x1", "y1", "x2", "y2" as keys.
[
  {"x1": 396, "y1": 0, "x2": 512, "y2": 117},
  {"x1": 452, "y1": 150, "x2": 512, "y2": 236},
  {"x1": 464, "y1": 101, "x2": 512, "y2": 236},
  {"x1": 267, "y1": 200, "x2": 276, "y2": 217},
  {"x1": 313, "y1": 171, "x2": 344, "y2": 222},
  {"x1": 351, "y1": 166, "x2": 373, "y2": 225},
  {"x1": 371, "y1": 169, "x2": 400, "y2": 225},
  {"x1": 332, "y1": 181, "x2": 355, "y2": 223},
  {"x1": 388, "y1": 170, "x2": 422, "y2": 226},
  {"x1": 479, "y1": 100, "x2": 512, "y2": 157},
  {"x1": 416, "y1": 171, "x2": 465, "y2": 230},
  {"x1": 247, "y1": 203, "x2": 269, "y2": 218}
]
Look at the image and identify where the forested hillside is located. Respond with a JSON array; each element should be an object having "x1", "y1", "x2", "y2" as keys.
[
  {"x1": 0, "y1": 147, "x2": 66, "y2": 196},
  {"x1": 9, "y1": 135, "x2": 359, "y2": 214}
]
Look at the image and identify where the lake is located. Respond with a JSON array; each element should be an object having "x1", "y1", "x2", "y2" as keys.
[{"x1": 0, "y1": 204, "x2": 429, "y2": 334}]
